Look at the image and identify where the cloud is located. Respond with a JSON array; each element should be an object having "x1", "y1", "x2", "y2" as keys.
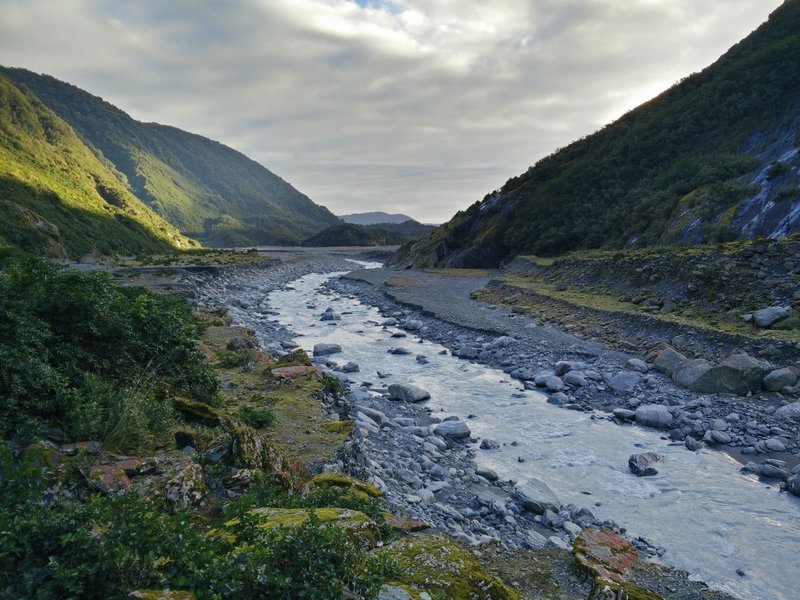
[{"x1": 0, "y1": 0, "x2": 783, "y2": 223}]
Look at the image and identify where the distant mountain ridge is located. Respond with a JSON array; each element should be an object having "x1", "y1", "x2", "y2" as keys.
[
  {"x1": 394, "y1": 0, "x2": 800, "y2": 268},
  {"x1": 302, "y1": 219, "x2": 435, "y2": 247},
  {"x1": 0, "y1": 73, "x2": 193, "y2": 257},
  {"x1": 1, "y1": 67, "x2": 341, "y2": 247},
  {"x1": 340, "y1": 211, "x2": 414, "y2": 225}
]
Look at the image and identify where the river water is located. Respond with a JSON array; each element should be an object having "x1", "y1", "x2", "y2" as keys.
[{"x1": 245, "y1": 265, "x2": 799, "y2": 599}]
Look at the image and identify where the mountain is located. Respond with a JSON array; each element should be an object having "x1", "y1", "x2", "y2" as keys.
[
  {"x1": 340, "y1": 211, "x2": 415, "y2": 225},
  {"x1": 2, "y1": 67, "x2": 341, "y2": 247},
  {"x1": 301, "y1": 219, "x2": 434, "y2": 247},
  {"x1": 0, "y1": 73, "x2": 194, "y2": 257},
  {"x1": 394, "y1": 0, "x2": 800, "y2": 268}
]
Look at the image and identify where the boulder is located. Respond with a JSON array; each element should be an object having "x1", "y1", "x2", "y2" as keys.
[
  {"x1": 544, "y1": 375, "x2": 565, "y2": 392},
  {"x1": 653, "y1": 346, "x2": 687, "y2": 375},
  {"x1": 164, "y1": 461, "x2": 207, "y2": 508},
  {"x1": 753, "y1": 306, "x2": 791, "y2": 328},
  {"x1": 312, "y1": 343, "x2": 342, "y2": 356},
  {"x1": 763, "y1": 366, "x2": 800, "y2": 392},
  {"x1": 388, "y1": 383, "x2": 431, "y2": 403},
  {"x1": 456, "y1": 346, "x2": 479, "y2": 359},
  {"x1": 433, "y1": 420, "x2": 471, "y2": 439},
  {"x1": 634, "y1": 404, "x2": 673, "y2": 429},
  {"x1": 612, "y1": 408, "x2": 636, "y2": 421},
  {"x1": 628, "y1": 452, "x2": 663, "y2": 477},
  {"x1": 563, "y1": 371, "x2": 587, "y2": 387},
  {"x1": 573, "y1": 529, "x2": 642, "y2": 594},
  {"x1": 774, "y1": 402, "x2": 800, "y2": 422},
  {"x1": 788, "y1": 474, "x2": 800, "y2": 497},
  {"x1": 514, "y1": 478, "x2": 561, "y2": 514},
  {"x1": 675, "y1": 353, "x2": 771, "y2": 395},
  {"x1": 626, "y1": 358, "x2": 649, "y2": 373},
  {"x1": 672, "y1": 359, "x2": 715, "y2": 390},
  {"x1": 607, "y1": 371, "x2": 640, "y2": 393}
]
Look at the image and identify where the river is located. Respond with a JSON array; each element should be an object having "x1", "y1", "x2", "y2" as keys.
[{"x1": 237, "y1": 264, "x2": 799, "y2": 599}]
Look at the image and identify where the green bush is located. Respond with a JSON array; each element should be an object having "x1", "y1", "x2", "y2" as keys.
[
  {"x1": 0, "y1": 251, "x2": 218, "y2": 449},
  {"x1": 216, "y1": 349, "x2": 251, "y2": 368},
  {"x1": 237, "y1": 404, "x2": 276, "y2": 429},
  {"x1": 0, "y1": 451, "x2": 394, "y2": 599}
]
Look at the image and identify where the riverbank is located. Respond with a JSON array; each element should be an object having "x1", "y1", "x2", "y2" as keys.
[{"x1": 193, "y1": 253, "x2": 754, "y2": 599}]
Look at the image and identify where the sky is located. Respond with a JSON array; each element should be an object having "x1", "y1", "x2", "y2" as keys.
[{"x1": 0, "y1": 0, "x2": 785, "y2": 224}]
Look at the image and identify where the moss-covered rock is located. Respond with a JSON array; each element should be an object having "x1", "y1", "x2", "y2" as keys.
[
  {"x1": 305, "y1": 472, "x2": 383, "y2": 498},
  {"x1": 271, "y1": 365, "x2": 320, "y2": 379},
  {"x1": 243, "y1": 507, "x2": 380, "y2": 548},
  {"x1": 376, "y1": 533, "x2": 521, "y2": 599},
  {"x1": 171, "y1": 396, "x2": 225, "y2": 425},
  {"x1": 164, "y1": 461, "x2": 208, "y2": 508}
]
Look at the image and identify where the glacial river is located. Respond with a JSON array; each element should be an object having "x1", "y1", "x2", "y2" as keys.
[{"x1": 238, "y1": 265, "x2": 799, "y2": 599}]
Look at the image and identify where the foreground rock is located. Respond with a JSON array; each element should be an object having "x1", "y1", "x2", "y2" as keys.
[
  {"x1": 573, "y1": 529, "x2": 658, "y2": 598},
  {"x1": 514, "y1": 478, "x2": 561, "y2": 515},
  {"x1": 433, "y1": 419, "x2": 471, "y2": 439},
  {"x1": 313, "y1": 343, "x2": 342, "y2": 356},
  {"x1": 673, "y1": 353, "x2": 771, "y2": 395},
  {"x1": 634, "y1": 404, "x2": 673, "y2": 429},
  {"x1": 753, "y1": 306, "x2": 791, "y2": 328}
]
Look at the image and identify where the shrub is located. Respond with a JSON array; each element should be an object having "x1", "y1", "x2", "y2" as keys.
[{"x1": 237, "y1": 404, "x2": 276, "y2": 429}]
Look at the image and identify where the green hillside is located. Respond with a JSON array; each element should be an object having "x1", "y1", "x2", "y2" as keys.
[
  {"x1": 301, "y1": 220, "x2": 434, "y2": 247},
  {"x1": 0, "y1": 74, "x2": 194, "y2": 257},
  {"x1": 2, "y1": 67, "x2": 341, "y2": 247},
  {"x1": 395, "y1": 0, "x2": 800, "y2": 267}
]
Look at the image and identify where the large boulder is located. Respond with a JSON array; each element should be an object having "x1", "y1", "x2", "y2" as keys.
[
  {"x1": 788, "y1": 474, "x2": 800, "y2": 497},
  {"x1": 606, "y1": 371, "x2": 640, "y2": 393},
  {"x1": 634, "y1": 404, "x2": 673, "y2": 429},
  {"x1": 514, "y1": 478, "x2": 561, "y2": 514},
  {"x1": 312, "y1": 343, "x2": 342, "y2": 356},
  {"x1": 674, "y1": 353, "x2": 771, "y2": 395},
  {"x1": 763, "y1": 366, "x2": 800, "y2": 392},
  {"x1": 653, "y1": 346, "x2": 687, "y2": 375},
  {"x1": 375, "y1": 534, "x2": 521, "y2": 600},
  {"x1": 774, "y1": 402, "x2": 800, "y2": 422},
  {"x1": 433, "y1": 420, "x2": 471, "y2": 439},
  {"x1": 164, "y1": 461, "x2": 208, "y2": 508},
  {"x1": 753, "y1": 306, "x2": 791, "y2": 328},
  {"x1": 388, "y1": 383, "x2": 431, "y2": 403}
]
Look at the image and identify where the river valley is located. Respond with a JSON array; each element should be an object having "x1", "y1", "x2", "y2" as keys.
[{"x1": 204, "y1": 255, "x2": 800, "y2": 600}]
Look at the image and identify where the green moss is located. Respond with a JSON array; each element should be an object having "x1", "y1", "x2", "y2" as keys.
[
  {"x1": 306, "y1": 473, "x2": 382, "y2": 498},
  {"x1": 171, "y1": 396, "x2": 225, "y2": 426},
  {"x1": 321, "y1": 420, "x2": 354, "y2": 435},
  {"x1": 247, "y1": 507, "x2": 380, "y2": 548},
  {"x1": 377, "y1": 534, "x2": 521, "y2": 600}
]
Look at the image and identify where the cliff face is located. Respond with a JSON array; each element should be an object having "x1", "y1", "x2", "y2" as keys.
[{"x1": 395, "y1": 0, "x2": 800, "y2": 268}]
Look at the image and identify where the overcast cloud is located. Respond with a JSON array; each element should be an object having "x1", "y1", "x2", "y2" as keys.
[{"x1": 0, "y1": 0, "x2": 784, "y2": 223}]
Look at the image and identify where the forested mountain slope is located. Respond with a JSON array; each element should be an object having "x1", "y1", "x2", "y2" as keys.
[
  {"x1": 0, "y1": 74, "x2": 194, "y2": 257},
  {"x1": 2, "y1": 67, "x2": 341, "y2": 247},
  {"x1": 395, "y1": 0, "x2": 800, "y2": 268}
]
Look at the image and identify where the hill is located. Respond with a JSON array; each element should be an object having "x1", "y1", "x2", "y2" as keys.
[
  {"x1": 394, "y1": 0, "x2": 800, "y2": 268},
  {"x1": 340, "y1": 211, "x2": 415, "y2": 225},
  {"x1": 2, "y1": 67, "x2": 341, "y2": 247},
  {"x1": 301, "y1": 220, "x2": 435, "y2": 247},
  {"x1": 0, "y1": 73, "x2": 194, "y2": 257}
]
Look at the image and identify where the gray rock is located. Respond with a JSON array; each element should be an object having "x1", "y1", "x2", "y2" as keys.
[
  {"x1": 479, "y1": 438, "x2": 500, "y2": 450},
  {"x1": 339, "y1": 361, "x2": 360, "y2": 373},
  {"x1": 525, "y1": 531, "x2": 548, "y2": 549},
  {"x1": 685, "y1": 437, "x2": 704, "y2": 451},
  {"x1": 476, "y1": 467, "x2": 499, "y2": 481},
  {"x1": 628, "y1": 452, "x2": 663, "y2": 477},
  {"x1": 563, "y1": 371, "x2": 587, "y2": 387},
  {"x1": 653, "y1": 347, "x2": 688, "y2": 375},
  {"x1": 456, "y1": 346, "x2": 479, "y2": 359},
  {"x1": 607, "y1": 371, "x2": 640, "y2": 393},
  {"x1": 379, "y1": 585, "x2": 414, "y2": 600},
  {"x1": 388, "y1": 347, "x2": 412, "y2": 355},
  {"x1": 627, "y1": 358, "x2": 649, "y2": 373},
  {"x1": 545, "y1": 375, "x2": 565, "y2": 392},
  {"x1": 313, "y1": 343, "x2": 342, "y2": 356},
  {"x1": 703, "y1": 430, "x2": 732, "y2": 445},
  {"x1": 388, "y1": 383, "x2": 431, "y2": 403},
  {"x1": 758, "y1": 464, "x2": 788, "y2": 480},
  {"x1": 320, "y1": 312, "x2": 341, "y2": 321},
  {"x1": 774, "y1": 402, "x2": 800, "y2": 422},
  {"x1": 764, "y1": 437, "x2": 786, "y2": 452},
  {"x1": 788, "y1": 474, "x2": 800, "y2": 497},
  {"x1": 515, "y1": 478, "x2": 561, "y2": 514},
  {"x1": 547, "y1": 536, "x2": 570, "y2": 550},
  {"x1": 634, "y1": 404, "x2": 673, "y2": 429},
  {"x1": 753, "y1": 306, "x2": 791, "y2": 328},
  {"x1": 613, "y1": 408, "x2": 636, "y2": 420},
  {"x1": 434, "y1": 420, "x2": 471, "y2": 439},
  {"x1": 675, "y1": 353, "x2": 771, "y2": 395},
  {"x1": 763, "y1": 367, "x2": 800, "y2": 392}
]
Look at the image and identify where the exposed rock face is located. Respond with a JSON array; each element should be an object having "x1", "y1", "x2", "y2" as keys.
[
  {"x1": 388, "y1": 383, "x2": 431, "y2": 403},
  {"x1": 628, "y1": 452, "x2": 663, "y2": 477},
  {"x1": 673, "y1": 353, "x2": 771, "y2": 395},
  {"x1": 753, "y1": 306, "x2": 791, "y2": 328},
  {"x1": 634, "y1": 405, "x2": 673, "y2": 429},
  {"x1": 164, "y1": 462, "x2": 207, "y2": 508}
]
